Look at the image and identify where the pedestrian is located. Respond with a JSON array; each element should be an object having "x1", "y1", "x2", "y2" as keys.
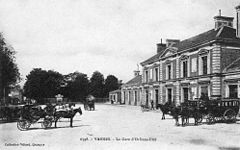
[{"x1": 151, "y1": 100, "x2": 154, "y2": 110}]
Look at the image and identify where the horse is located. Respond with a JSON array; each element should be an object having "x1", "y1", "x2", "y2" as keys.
[
  {"x1": 170, "y1": 102, "x2": 201, "y2": 126},
  {"x1": 156, "y1": 101, "x2": 173, "y2": 120},
  {"x1": 54, "y1": 107, "x2": 82, "y2": 128}
]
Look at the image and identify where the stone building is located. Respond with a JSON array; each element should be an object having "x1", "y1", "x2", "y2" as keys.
[
  {"x1": 109, "y1": 89, "x2": 121, "y2": 104},
  {"x1": 140, "y1": 6, "x2": 240, "y2": 107},
  {"x1": 121, "y1": 69, "x2": 142, "y2": 105}
]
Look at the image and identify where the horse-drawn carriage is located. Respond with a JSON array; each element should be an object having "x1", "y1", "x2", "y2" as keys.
[
  {"x1": 17, "y1": 104, "x2": 54, "y2": 131},
  {"x1": 84, "y1": 95, "x2": 95, "y2": 111},
  {"x1": 197, "y1": 98, "x2": 239, "y2": 124},
  {"x1": 158, "y1": 98, "x2": 240, "y2": 126}
]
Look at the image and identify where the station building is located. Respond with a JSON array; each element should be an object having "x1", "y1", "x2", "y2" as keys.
[
  {"x1": 139, "y1": 5, "x2": 240, "y2": 107},
  {"x1": 121, "y1": 69, "x2": 142, "y2": 105}
]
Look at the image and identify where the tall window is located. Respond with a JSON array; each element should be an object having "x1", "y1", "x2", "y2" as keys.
[
  {"x1": 229, "y1": 85, "x2": 238, "y2": 98},
  {"x1": 167, "y1": 64, "x2": 172, "y2": 80},
  {"x1": 183, "y1": 61, "x2": 188, "y2": 78},
  {"x1": 202, "y1": 56, "x2": 208, "y2": 75},
  {"x1": 155, "y1": 68, "x2": 159, "y2": 81},
  {"x1": 145, "y1": 70, "x2": 149, "y2": 82}
]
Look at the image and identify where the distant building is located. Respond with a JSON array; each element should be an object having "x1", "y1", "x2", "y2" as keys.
[
  {"x1": 109, "y1": 89, "x2": 121, "y2": 104},
  {"x1": 121, "y1": 69, "x2": 142, "y2": 105},
  {"x1": 140, "y1": 6, "x2": 240, "y2": 107}
]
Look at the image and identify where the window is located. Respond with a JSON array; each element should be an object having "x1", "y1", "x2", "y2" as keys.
[
  {"x1": 202, "y1": 56, "x2": 208, "y2": 75},
  {"x1": 183, "y1": 61, "x2": 188, "y2": 78},
  {"x1": 166, "y1": 64, "x2": 172, "y2": 80},
  {"x1": 191, "y1": 58, "x2": 197, "y2": 72},
  {"x1": 200, "y1": 86, "x2": 208, "y2": 97},
  {"x1": 155, "y1": 68, "x2": 159, "y2": 81},
  {"x1": 229, "y1": 85, "x2": 238, "y2": 98},
  {"x1": 145, "y1": 70, "x2": 149, "y2": 82}
]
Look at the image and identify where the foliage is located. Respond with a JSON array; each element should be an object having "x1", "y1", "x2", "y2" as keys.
[
  {"x1": 23, "y1": 68, "x2": 63, "y2": 102},
  {"x1": 104, "y1": 75, "x2": 119, "y2": 97},
  {"x1": 64, "y1": 71, "x2": 89, "y2": 101},
  {"x1": 89, "y1": 71, "x2": 104, "y2": 98},
  {"x1": 0, "y1": 33, "x2": 20, "y2": 98}
]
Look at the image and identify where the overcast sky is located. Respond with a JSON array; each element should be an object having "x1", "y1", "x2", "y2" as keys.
[{"x1": 0, "y1": 0, "x2": 239, "y2": 85}]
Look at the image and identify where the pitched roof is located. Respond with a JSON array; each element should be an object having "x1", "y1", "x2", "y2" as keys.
[
  {"x1": 141, "y1": 26, "x2": 240, "y2": 66},
  {"x1": 123, "y1": 75, "x2": 142, "y2": 87},
  {"x1": 109, "y1": 89, "x2": 121, "y2": 94}
]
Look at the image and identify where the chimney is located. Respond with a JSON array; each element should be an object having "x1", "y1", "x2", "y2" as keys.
[
  {"x1": 134, "y1": 64, "x2": 140, "y2": 77},
  {"x1": 236, "y1": 4, "x2": 240, "y2": 38},
  {"x1": 166, "y1": 39, "x2": 180, "y2": 47},
  {"x1": 214, "y1": 9, "x2": 234, "y2": 30},
  {"x1": 157, "y1": 39, "x2": 166, "y2": 53}
]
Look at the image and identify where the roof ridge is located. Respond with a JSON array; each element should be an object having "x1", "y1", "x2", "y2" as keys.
[{"x1": 178, "y1": 28, "x2": 215, "y2": 43}]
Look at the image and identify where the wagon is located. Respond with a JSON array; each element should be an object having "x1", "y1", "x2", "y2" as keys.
[
  {"x1": 184, "y1": 98, "x2": 240, "y2": 125},
  {"x1": 205, "y1": 99, "x2": 240, "y2": 124},
  {"x1": 17, "y1": 104, "x2": 54, "y2": 131}
]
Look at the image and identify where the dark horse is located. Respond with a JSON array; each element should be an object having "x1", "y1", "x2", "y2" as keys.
[
  {"x1": 170, "y1": 102, "x2": 202, "y2": 126},
  {"x1": 54, "y1": 107, "x2": 82, "y2": 128},
  {"x1": 156, "y1": 101, "x2": 173, "y2": 120}
]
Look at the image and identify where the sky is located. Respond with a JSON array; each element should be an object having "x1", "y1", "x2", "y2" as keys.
[{"x1": 0, "y1": 0, "x2": 239, "y2": 86}]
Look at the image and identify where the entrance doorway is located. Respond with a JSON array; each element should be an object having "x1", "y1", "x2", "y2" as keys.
[
  {"x1": 155, "y1": 89, "x2": 159, "y2": 108},
  {"x1": 146, "y1": 90, "x2": 149, "y2": 106},
  {"x1": 167, "y1": 88, "x2": 172, "y2": 104},
  {"x1": 183, "y1": 88, "x2": 189, "y2": 102}
]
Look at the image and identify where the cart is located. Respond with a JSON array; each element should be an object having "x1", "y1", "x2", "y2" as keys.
[{"x1": 17, "y1": 104, "x2": 54, "y2": 131}]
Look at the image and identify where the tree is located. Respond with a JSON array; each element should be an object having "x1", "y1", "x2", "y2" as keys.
[
  {"x1": 0, "y1": 33, "x2": 20, "y2": 100},
  {"x1": 64, "y1": 72, "x2": 89, "y2": 101},
  {"x1": 23, "y1": 68, "x2": 63, "y2": 102},
  {"x1": 104, "y1": 75, "x2": 119, "y2": 97},
  {"x1": 89, "y1": 71, "x2": 104, "y2": 98}
]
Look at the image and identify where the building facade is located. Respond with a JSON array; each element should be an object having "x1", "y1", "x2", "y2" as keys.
[
  {"x1": 121, "y1": 70, "x2": 142, "y2": 106},
  {"x1": 109, "y1": 89, "x2": 121, "y2": 104},
  {"x1": 139, "y1": 6, "x2": 240, "y2": 107}
]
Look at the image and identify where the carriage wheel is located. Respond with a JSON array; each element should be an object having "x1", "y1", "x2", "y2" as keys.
[
  {"x1": 206, "y1": 113, "x2": 215, "y2": 125},
  {"x1": 17, "y1": 119, "x2": 31, "y2": 131},
  {"x1": 41, "y1": 118, "x2": 52, "y2": 128},
  {"x1": 223, "y1": 109, "x2": 236, "y2": 123}
]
